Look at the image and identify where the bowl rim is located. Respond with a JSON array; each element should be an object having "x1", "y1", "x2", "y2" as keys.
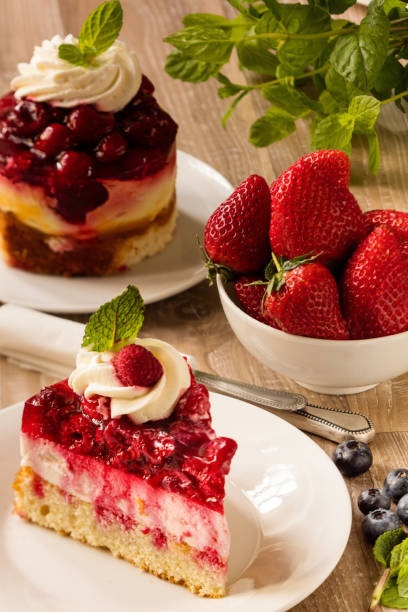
[{"x1": 216, "y1": 274, "x2": 408, "y2": 346}]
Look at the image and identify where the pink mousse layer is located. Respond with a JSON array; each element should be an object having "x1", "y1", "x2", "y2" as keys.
[{"x1": 21, "y1": 431, "x2": 230, "y2": 569}]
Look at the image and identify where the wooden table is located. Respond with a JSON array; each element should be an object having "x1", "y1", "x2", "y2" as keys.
[{"x1": 1, "y1": 1, "x2": 408, "y2": 610}]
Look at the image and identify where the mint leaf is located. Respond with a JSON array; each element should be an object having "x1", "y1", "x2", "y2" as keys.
[
  {"x1": 390, "y1": 537, "x2": 408, "y2": 570},
  {"x1": 58, "y1": 44, "x2": 88, "y2": 68},
  {"x1": 311, "y1": 112, "x2": 354, "y2": 154},
  {"x1": 374, "y1": 529, "x2": 406, "y2": 567},
  {"x1": 249, "y1": 107, "x2": 296, "y2": 146},
  {"x1": 165, "y1": 50, "x2": 220, "y2": 82},
  {"x1": 382, "y1": 0, "x2": 408, "y2": 15},
  {"x1": 183, "y1": 13, "x2": 231, "y2": 28},
  {"x1": 237, "y1": 39, "x2": 278, "y2": 76},
  {"x1": 367, "y1": 130, "x2": 381, "y2": 175},
  {"x1": 348, "y1": 95, "x2": 381, "y2": 133},
  {"x1": 330, "y1": 5, "x2": 389, "y2": 91},
  {"x1": 78, "y1": 0, "x2": 123, "y2": 58},
  {"x1": 398, "y1": 558, "x2": 408, "y2": 597},
  {"x1": 262, "y1": 83, "x2": 323, "y2": 117},
  {"x1": 164, "y1": 26, "x2": 234, "y2": 64},
  {"x1": 325, "y1": 66, "x2": 364, "y2": 108},
  {"x1": 382, "y1": 579, "x2": 408, "y2": 608},
  {"x1": 374, "y1": 55, "x2": 405, "y2": 99},
  {"x1": 82, "y1": 285, "x2": 144, "y2": 352},
  {"x1": 319, "y1": 90, "x2": 339, "y2": 114}
]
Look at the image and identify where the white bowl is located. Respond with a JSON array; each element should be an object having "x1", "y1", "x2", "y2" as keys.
[{"x1": 217, "y1": 275, "x2": 408, "y2": 395}]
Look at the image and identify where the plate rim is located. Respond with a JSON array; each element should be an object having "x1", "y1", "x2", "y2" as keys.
[
  {"x1": 0, "y1": 150, "x2": 233, "y2": 313},
  {"x1": 0, "y1": 395, "x2": 351, "y2": 611}
]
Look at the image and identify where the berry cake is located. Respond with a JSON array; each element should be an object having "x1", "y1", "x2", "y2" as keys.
[
  {"x1": 0, "y1": 27, "x2": 178, "y2": 275},
  {"x1": 13, "y1": 289, "x2": 237, "y2": 597}
]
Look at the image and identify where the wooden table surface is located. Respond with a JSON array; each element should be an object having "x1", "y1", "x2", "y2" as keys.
[{"x1": 1, "y1": 1, "x2": 408, "y2": 610}]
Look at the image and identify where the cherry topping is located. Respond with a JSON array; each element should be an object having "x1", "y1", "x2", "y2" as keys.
[
  {"x1": 7, "y1": 100, "x2": 49, "y2": 137},
  {"x1": 4, "y1": 150, "x2": 36, "y2": 180},
  {"x1": 67, "y1": 105, "x2": 114, "y2": 142},
  {"x1": 139, "y1": 75, "x2": 155, "y2": 96},
  {"x1": 34, "y1": 123, "x2": 73, "y2": 158},
  {"x1": 0, "y1": 92, "x2": 17, "y2": 118},
  {"x1": 112, "y1": 345, "x2": 164, "y2": 387},
  {"x1": 52, "y1": 178, "x2": 108, "y2": 223},
  {"x1": 56, "y1": 151, "x2": 94, "y2": 180},
  {"x1": 95, "y1": 131, "x2": 127, "y2": 163}
]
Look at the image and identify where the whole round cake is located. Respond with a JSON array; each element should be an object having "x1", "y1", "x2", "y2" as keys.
[{"x1": 0, "y1": 9, "x2": 178, "y2": 276}]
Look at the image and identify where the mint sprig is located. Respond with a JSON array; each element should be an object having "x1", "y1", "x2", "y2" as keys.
[
  {"x1": 370, "y1": 528, "x2": 408, "y2": 610},
  {"x1": 82, "y1": 285, "x2": 144, "y2": 352},
  {"x1": 58, "y1": 0, "x2": 123, "y2": 68},
  {"x1": 164, "y1": 0, "x2": 408, "y2": 174}
]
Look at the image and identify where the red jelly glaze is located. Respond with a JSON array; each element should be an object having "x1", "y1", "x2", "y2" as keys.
[
  {"x1": 22, "y1": 375, "x2": 237, "y2": 512},
  {"x1": 0, "y1": 77, "x2": 178, "y2": 224}
]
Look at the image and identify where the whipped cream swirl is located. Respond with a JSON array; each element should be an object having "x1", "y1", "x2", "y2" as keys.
[
  {"x1": 68, "y1": 338, "x2": 191, "y2": 424},
  {"x1": 11, "y1": 34, "x2": 142, "y2": 112}
]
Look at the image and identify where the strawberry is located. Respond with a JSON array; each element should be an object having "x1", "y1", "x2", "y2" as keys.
[
  {"x1": 263, "y1": 254, "x2": 349, "y2": 340},
  {"x1": 364, "y1": 209, "x2": 408, "y2": 243},
  {"x1": 269, "y1": 150, "x2": 366, "y2": 264},
  {"x1": 112, "y1": 344, "x2": 163, "y2": 387},
  {"x1": 204, "y1": 174, "x2": 271, "y2": 280},
  {"x1": 341, "y1": 225, "x2": 408, "y2": 339},
  {"x1": 234, "y1": 275, "x2": 278, "y2": 327}
]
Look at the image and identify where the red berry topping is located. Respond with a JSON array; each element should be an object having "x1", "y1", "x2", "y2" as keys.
[
  {"x1": 34, "y1": 123, "x2": 72, "y2": 158},
  {"x1": 0, "y1": 91, "x2": 17, "y2": 118},
  {"x1": 5, "y1": 150, "x2": 36, "y2": 180},
  {"x1": 95, "y1": 131, "x2": 127, "y2": 162},
  {"x1": 121, "y1": 107, "x2": 177, "y2": 149},
  {"x1": 56, "y1": 151, "x2": 94, "y2": 180},
  {"x1": 67, "y1": 105, "x2": 114, "y2": 142},
  {"x1": 139, "y1": 75, "x2": 155, "y2": 95},
  {"x1": 52, "y1": 178, "x2": 108, "y2": 223},
  {"x1": 112, "y1": 345, "x2": 164, "y2": 387},
  {"x1": 7, "y1": 100, "x2": 49, "y2": 137}
]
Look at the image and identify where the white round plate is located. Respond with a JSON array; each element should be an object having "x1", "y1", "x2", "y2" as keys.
[
  {"x1": 0, "y1": 151, "x2": 232, "y2": 313},
  {"x1": 0, "y1": 393, "x2": 351, "y2": 612}
]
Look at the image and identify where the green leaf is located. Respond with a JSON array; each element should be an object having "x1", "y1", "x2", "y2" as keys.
[
  {"x1": 329, "y1": 4, "x2": 389, "y2": 91},
  {"x1": 262, "y1": 83, "x2": 322, "y2": 117},
  {"x1": 216, "y1": 74, "x2": 245, "y2": 98},
  {"x1": 382, "y1": 579, "x2": 408, "y2": 608},
  {"x1": 82, "y1": 285, "x2": 145, "y2": 352},
  {"x1": 328, "y1": 0, "x2": 357, "y2": 13},
  {"x1": 390, "y1": 537, "x2": 408, "y2": 570},
  {"x1": 237, "y1": 38, "x2": 278, "y2": 76},
  {"x1": 58, "y1": 43, "x2": 88, "y2": 67},
  {"x1": 222, "y1": 90, "x2": 248, "y2": 127},
  {"x1": 398, "y1": 558, "x2": 408, "y2": 597},
  {"x1": 319, "y1": 90, "x2": 339, "y2": 114},
  {"x1": 367, "y1": 129, "x2": 381, "y2": 175},
  {"x1": 374, "y1": 529, "x2": 406, "y2": 567},
  {"x1": 78, "y1": 0, "x2": 123, "y2": 58},
  {"x1": 165, "y1": 50, "x2": 220, "y2": 83},
  {"x1": 311, "y1": 112, "x2": 354, "y2": 154},
  {"x1": 164, "y1": 26, "x2": 234, "y2": 64},
  {"x1": 382, "y1": 0, "x2": 408, "y2": 15},
  {"x1": 183, "y1": 13, "x2": 231, "y2": 27},
  {"x1": 325, "y1": 66, "x2": 364, "y2": 108},
  {"x1": 348, "y1": 95, "x2": 381, "y2": 133},
  {"x1": 249, "y1": 107, "x2": 296, "y2": 147},
  {"x1": 374, "y1": 55, "x2": 405, "y2": 99},
  {"x1": 254, "y1": 13, "x2": 281, "y2": 51}
]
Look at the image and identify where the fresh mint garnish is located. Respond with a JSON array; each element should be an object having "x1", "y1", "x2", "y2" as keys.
[
  {"x1": 82, "y1": 285, "x2": 144, "y2": 352},
  {"x1": 164, "y1": 0, "x2": 408, "y2": 174},
  {"x1": 369, "y1": 528, "x2": 408, "y2": 610},
  {"x1": 58, "y1": 0, "x2": 123, "y2": 68}
]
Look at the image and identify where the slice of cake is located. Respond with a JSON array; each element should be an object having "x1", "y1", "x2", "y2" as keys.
[
  {"x1": 13, "y1": 286, "x2": 237, "y2": 597},
  {"x1": 0, "y1": 1, "x2": 177, "y2": 276}
]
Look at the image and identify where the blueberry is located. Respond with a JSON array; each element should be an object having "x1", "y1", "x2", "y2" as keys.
[
  {"x1": 384, "y1": 468, "x2": 408, "y2": 502},
  {"x1": 358, "y1": 488, "x2": 391, "y2": 515},
  {"x1": 362, "y1": 509, "x2": 401, "y2": 544},
  {"x1": 397, "y1": 493, "x2": 408, "y2": 525},
  {"x1": 333, "y1": 439, "x2": 373, "y2": 477}
]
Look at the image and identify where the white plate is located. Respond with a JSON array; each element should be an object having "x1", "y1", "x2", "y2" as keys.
[
  {"x1": 0, "y1": 393, "x2": 351, "y2": 612},
  {"x1": 0, "y1": 151, "x2": 232, "y2": 313}
]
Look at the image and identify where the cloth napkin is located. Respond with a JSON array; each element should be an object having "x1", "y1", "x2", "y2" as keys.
[{"x1": 0, "y1": 304, "x2": 85, "y2": 378}]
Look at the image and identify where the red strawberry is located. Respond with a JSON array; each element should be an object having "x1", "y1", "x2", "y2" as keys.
[
  {"x1": 263, "y1": 254, "x2": 349, "y2": 340},
  {"x1": 204, "y1": 174, "x2": 271, "y2": 279},
  {"x1": 341, "y1": 225, "x2": 408, "y2": 339},
  {"x1": 234, "y1": 275, "x2": 278, "y2": 326},
  {"x1": 269, "y1": 150, "x2": 366, "y2": 264},
  {"x1": 112, "y1": 344, "x2": 163, "y2": 387},
  {"x1": 364, "y1": 209, "x2": 408, "y2": 243}
]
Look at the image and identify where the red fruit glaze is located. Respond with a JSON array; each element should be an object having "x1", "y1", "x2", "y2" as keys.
[
  {"x1": 341, "y1": 225, "x2": 408, "y2": 339},
  {"x1": 269, "y1": 150, "x2": 365, "y2": 264},
  {"x1": 204, "y1": 174, "x2": 271, "y2": 273},
  {"x1": 264, "y1": 262, "x2": 350, "y2": 340},
  {"x1": 364, "y1": 209, "x2": 408, "y2": 243},
  {"x1": 56, "y1": 151, "x2": 94, "y2": 180},
  {"x1": 22, "y1": 376, "x2": 237, "y2": 511},
  {"x1": 234, "y1": 275, "x2": 277, "y2": 327},
  {"x1": 67, "y1": 105, "x2": 114, "y2": 142},
  {"x1": 34, "y1": 123, "x2": 72, "y2": 158},
  {"x1": 7, "y1": 100, "x2": 49, "y2": 137},
  {"x1": 112, "y1": 345, "x2": 164, "y2": 387},
  {"x1": 95, "y1": 131, "x2": 127, "y2": 162}
]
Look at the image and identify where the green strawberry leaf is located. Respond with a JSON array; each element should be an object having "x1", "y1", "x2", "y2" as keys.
[
  {"x1": 165, "y1": 50, "x2": 221, "y2": 82},
  {"x1": 58, "y1": 43, "x2": 89, "y2": 68},
  {"x1": 82, "y1": 285, "x2": 144, "y2": 352},
  {"x1": 249, "y1": 107, "x2": 296, "y2": 147},
  {"x1": 348, "y1": 95, "x2": 381, "y2": 133},
  {"x1": 78, "y1": 0, "x2": 123, "y2": 58}
]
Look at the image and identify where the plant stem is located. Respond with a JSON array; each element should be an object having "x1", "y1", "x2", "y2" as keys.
[
  {"x1": 390, "y1": 16, "x2": 408, "y2": 25},
  {"x1": 369, "y1": 568, "x2": 391, "y2": 611},
  {"x1": 381, "y1": 89, "x2": 408, "y2": 105},
  {"x1": 245, "y1": 65, "x2": 328, "y2": 91},
  {"x1": 246, "y1": 28, "x2": 352, "y2": 42}
]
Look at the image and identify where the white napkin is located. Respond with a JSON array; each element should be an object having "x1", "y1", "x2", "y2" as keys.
[{"x1": 0, "y1": 304, "x2": 84, "y2": 378}]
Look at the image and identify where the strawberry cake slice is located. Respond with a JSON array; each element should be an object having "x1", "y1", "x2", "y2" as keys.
[
  {"x1": 0, "y1": 2, "x2": 178, "y2": 276},
  {"x1": 13, "y1": 287, "x2": 237, "y2": 597}
]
